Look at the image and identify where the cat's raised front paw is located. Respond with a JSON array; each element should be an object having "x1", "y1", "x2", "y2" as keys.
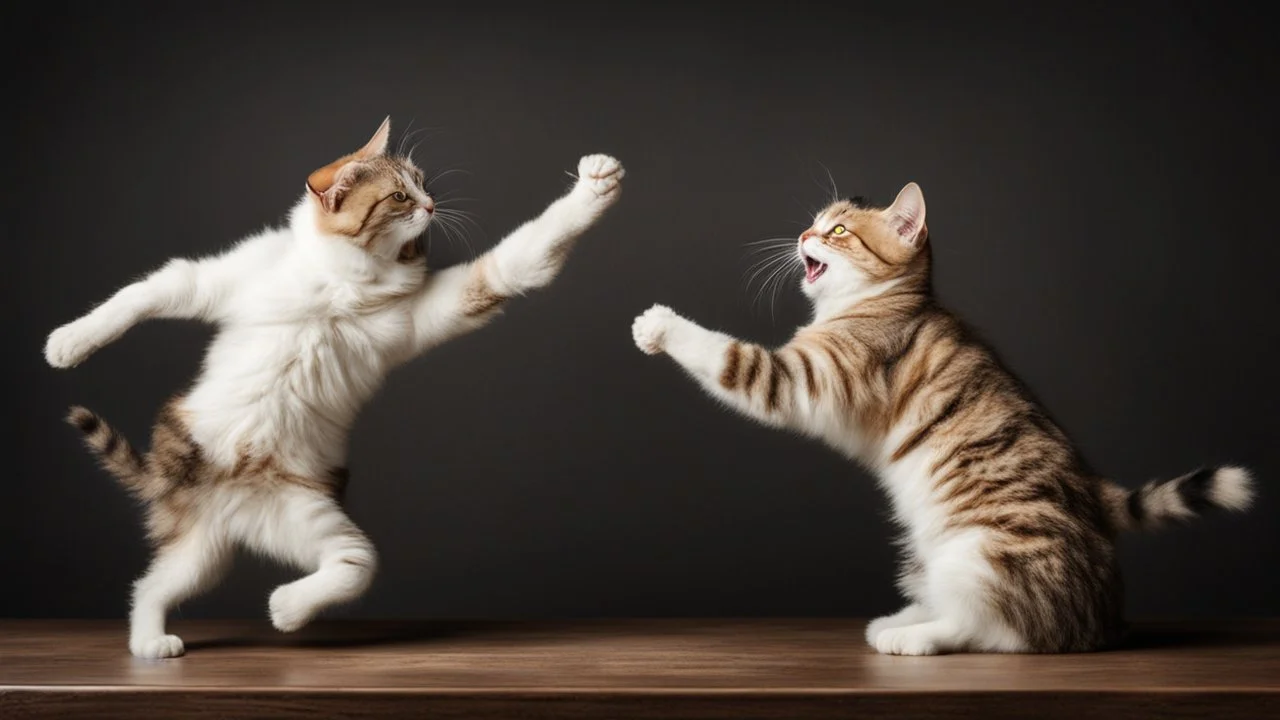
[
  {"x1": 130, "y1": 634, "x2": 185, "y2": 659},
  {"x1": 575, "y1": 154, "x2": 624, "y2": 202},
  {"x1": 45, "y1": 320, "x2": 100, "y2": 369},
  {"x1": 632, "y1": 304, "x2": 678, "y2": 355}
]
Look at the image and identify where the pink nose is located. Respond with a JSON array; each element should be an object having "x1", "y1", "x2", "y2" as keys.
[{"x1": 420, "y1": 197, "x2": 435, "y2": 214}]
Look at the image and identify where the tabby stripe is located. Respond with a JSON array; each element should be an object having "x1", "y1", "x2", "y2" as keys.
[
  {"x1": 883, "y1": 320, "x2": 927, "y2": 377},
  {"x1": 720, "y1": 343, "x2": 743, "y2": 389},
  {"x1": 891, "y1": 385, "x2": 967, "y2": 462},
  {"x1": 742, "y1": 346, "x2": 762, "y2": 391},
  {"x1": 1127, "y1": 488, "x2": 1147, "y2": 522},
  {"x1": 930, "y1": 420, "x2": 1026, "y2": 474},
  {"x1": 796, "y1": 349, "x2": 817, "y2": 399},
  {"x1": 102, "y1": 430, "x2": 119, "y2": 456},
  {"x1": 765, "y1": 352, "x2": 791, "y2": 411},
  {"x1": 820, "y1": 344, "x2": 853, "y2": 403},
  {"x1": 1178, "y1": 468, "x2": 1217, "y2": 513}
]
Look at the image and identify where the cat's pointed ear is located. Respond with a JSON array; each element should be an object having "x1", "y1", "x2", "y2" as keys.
[
  {"x1": 307, "y1": 162, "x2": 367, "y2": 214},
  {"x1": 884, "y1": 182, "x2": 928, "y2": 248},
  {"x1": 353, "y1": 116, "x2": 391, "y2": 160},
  {"x1": 305, "y1": 118, "x2": 389, "y2": 211}
]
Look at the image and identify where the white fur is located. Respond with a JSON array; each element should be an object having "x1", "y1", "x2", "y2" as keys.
[
  {"x1": 49, "y1": 154, "x2": 623, "y2": 658},
  {"x1": 1209, "y1": 466, "x2": 1254, "y2": 511}
]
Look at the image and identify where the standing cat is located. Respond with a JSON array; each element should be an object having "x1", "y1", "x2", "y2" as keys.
[
  {"x1": 45, "y1": 118, "x2": 624, "y2": 658},
  {"x1": 631, "y1": 182, "x2": 1252, "y2": 654}
]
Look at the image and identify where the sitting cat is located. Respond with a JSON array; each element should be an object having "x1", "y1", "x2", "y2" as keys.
[
  {"x1": 631, "y1": 182, "x2": 1251, "y2": 654},
  {"x1": 46, "y1": 118, "x2": 624, "y2": 658}
]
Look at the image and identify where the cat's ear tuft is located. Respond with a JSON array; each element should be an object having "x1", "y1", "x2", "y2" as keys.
[
  {"x1": 355, "y1": 116, "x2": 391, "y2": 160},
  {"x1": 885, "y1": 182, "x2": 928, "y2": 248}
]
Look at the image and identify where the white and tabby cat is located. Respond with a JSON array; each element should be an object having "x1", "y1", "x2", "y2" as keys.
[
  {"x1": 632, "y1": 182, "x2": 1252, "y2": 654},
  {"x1": 46, "y1": 118, "x2": 624, "y2": 658}
]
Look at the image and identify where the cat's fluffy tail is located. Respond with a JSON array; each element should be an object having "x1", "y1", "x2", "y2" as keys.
[
  {"x1": 67, "y1": 406, "x2": 148, "y2": 494},
  {"x1": 1103, "y1": 466, "x2": 1254, "y2": 532}
]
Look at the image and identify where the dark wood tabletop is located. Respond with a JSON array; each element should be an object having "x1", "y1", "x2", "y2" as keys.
[{"x1": 2, "y1": 619, "x2": 1277, "y2": 718}]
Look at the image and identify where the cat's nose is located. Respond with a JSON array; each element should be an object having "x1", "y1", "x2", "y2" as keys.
[{"x1": 420, "y1": 197, "x2": 435, "y2": 214}]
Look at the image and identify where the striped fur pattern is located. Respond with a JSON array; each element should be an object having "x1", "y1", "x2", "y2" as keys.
[
  {"x1": 633, "y1": 182, "x2": 1254, "y2": 654},
  {"x1": 46, "y1": 118, "x2": 624, "y2": 658}
]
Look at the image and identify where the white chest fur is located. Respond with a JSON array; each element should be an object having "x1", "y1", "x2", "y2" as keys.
[{"x1": 183, "y1": 233, "x2": 423, "y2": 479}]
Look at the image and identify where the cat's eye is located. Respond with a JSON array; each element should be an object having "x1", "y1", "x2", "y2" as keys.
[
  {"x1": 393, "y1": 191, "x2": 408, "y2": 202},
  {"x1": 831, "y1": 225, "x2": 847, "y2": 235}
]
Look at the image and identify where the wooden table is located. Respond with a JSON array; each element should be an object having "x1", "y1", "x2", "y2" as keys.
[{"x1": 2, "y1": 619, "x2": 1277, "y2": 718}]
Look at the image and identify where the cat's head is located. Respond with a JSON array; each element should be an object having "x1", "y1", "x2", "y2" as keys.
[
  {"x1": 305, "y1": 118, "x2": 434, "y2": 261},
  {"x1": 798, "y1": 182, "x2": 929, "y2": 301}
]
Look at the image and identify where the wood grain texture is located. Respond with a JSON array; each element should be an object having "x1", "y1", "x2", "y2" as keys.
[{"x1": 2, "y1": 619, "x2": 1277, "y2": 719}]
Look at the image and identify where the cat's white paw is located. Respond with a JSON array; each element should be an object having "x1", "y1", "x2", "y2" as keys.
[
  {"x1": 269, "y1": 583, "x2": 314, "y2": 633},
  {"x1": 865, "y1": 605, "x2": 932, "y2": 646},
  {"x1": 575, "y1": 154, "x2": 624, "y2": 202},
  {"x1": 130, "y1": 634, "x2": 185, "y2": 659},
  {"x1": 872, "y1": 624, "x2": 943, "y2": 656},
  {"x1": 632, "y1": 304, "x2": 677, "y2": 355},
  {"x1": 865, "y1": 616, "x2": 897, "y2": 646},
  {"x1": 45, "y1": 320, "x2": 100, "y2": 368}
]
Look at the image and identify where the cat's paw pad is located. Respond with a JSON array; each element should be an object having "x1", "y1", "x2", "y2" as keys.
[
  {"x1": 269, "y1": 584, "x2": 314, "y2": 633},
  {"x1": 872, "y1": 624, "x2": 942, "y2": 656},
  {"x1": 632, "y1": 304, "x2": 677, "y2": 355},
  {"x1": 45, "y1": 321, "x2": 99, "y2": 369},
  {"x1": 130, "y1": 634, "x2": 185, "y2": 659},
  {"x1": 576, "y1": 154, "x2": 624, "y2": 200}
]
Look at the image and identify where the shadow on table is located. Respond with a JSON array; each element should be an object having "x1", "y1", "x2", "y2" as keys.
[{"x1": 182, "y1": 619, "x2": 575, "y2": 652}]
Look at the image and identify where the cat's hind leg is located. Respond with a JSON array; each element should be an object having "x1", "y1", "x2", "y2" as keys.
[
  {"x1": 129, "y1": 524, "x2": 232, "y2": 658},
  {"x1": 871, "y1": 530, "x2": 1028, "y2": 656},
  {"x1": 240, "y1": 485, "x2": 377, "y2": 633}
]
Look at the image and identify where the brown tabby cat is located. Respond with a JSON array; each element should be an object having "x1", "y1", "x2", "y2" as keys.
[{"x1": 631, "y1": 182, "x2": 1253, "y2": 654}]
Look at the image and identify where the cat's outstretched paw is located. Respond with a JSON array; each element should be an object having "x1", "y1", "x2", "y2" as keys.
[
  {"x1": 269, "y1": 583, "x2": 315, "y2": 633},
  {"x1": 45, "y1": 320, "x2": 100, "y2": 369},
  {"x1": 130, "y1": 634, "x2": 185, "y2": 659},
  {"x1": 575, "y1": 154, "x2": 624, "y2": 202},
  {"x1": 632, "y1": 304, "x2": 677, "y2": 355}
]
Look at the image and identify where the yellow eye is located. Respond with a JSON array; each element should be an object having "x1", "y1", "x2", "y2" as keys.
[
  {"x1": 831, "y1": 225, "x2": 846, "y2": 235},
  {"x1": 393, "y1": 191, "x2": 408, "y2": 202}
]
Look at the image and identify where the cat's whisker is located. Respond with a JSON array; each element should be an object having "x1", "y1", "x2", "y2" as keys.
[
  {"x1": 435, "y1": 207, "x2": 485, "y2": 239},
  {"x1": 757, "y1": 255, "x2": 801, "y2": 320},
  {"x1": 425, "y1": 167, "x2": 471, "y2": 185},
  {"x1": 396, "y1": 119, "x2": 419, "y2": 157},
  {"x1": 817, "y1": 160, "x2": 840, "y2": 204}
]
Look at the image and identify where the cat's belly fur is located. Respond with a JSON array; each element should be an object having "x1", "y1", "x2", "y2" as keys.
[{"x1": 182, "y1": 313, "x2": 410, "y2": 478}]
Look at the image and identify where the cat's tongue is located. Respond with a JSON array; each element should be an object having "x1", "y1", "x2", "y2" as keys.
[{"x1": 805, "y1": 258, "x2": 827, "y2": 283}]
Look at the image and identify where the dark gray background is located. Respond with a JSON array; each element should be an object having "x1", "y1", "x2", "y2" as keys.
[{"x1": 4, "y1": 1, "x2": 1277, "y2": 620}]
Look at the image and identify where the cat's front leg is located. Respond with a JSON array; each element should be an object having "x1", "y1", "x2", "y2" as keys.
[
  {"x1": 486, "y1": 154, "x2": 624, "y2": 296},
  {"x1": 405, "y1": 155, "x2": 623, "y2": 353},
  {"x1": 45, "y1": 255, "x2": 238, "y2": 368},
  {"x1": 634, "y1": 304, "x2": 803, "y2": 428}
]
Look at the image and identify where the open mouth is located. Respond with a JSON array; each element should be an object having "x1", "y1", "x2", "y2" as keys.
[{"x1": 803, "y1": 254, "x2": 827, "y2": 283}]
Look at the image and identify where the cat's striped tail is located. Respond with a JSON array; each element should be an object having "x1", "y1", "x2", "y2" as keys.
[
  {"x1": 1103, "y1": 466, "x2": 1254, "y2": 532},
  {"x1": 67, "y1": 406, "x2": 148, "y2": 494}
]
